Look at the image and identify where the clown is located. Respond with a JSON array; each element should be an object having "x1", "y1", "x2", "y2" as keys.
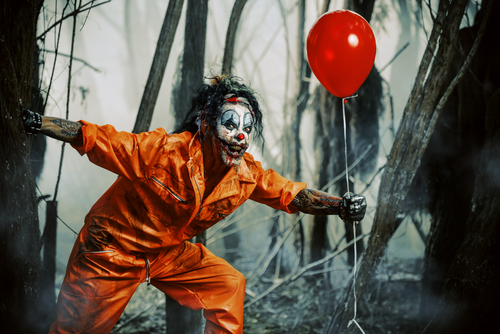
[{"x1": 22, "y1": 76, "x2": 366, "y2": 334}]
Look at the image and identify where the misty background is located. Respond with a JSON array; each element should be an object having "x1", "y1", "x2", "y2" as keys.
[{"x1": 31, "y1": 0, "x2": 469, "y2": 331}]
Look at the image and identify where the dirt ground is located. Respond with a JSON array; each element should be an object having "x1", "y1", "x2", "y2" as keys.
[{"x1": 110, "y1": 258, "x2": 424, "y2": 334}]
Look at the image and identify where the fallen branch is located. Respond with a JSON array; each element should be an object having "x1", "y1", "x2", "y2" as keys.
[{"x1": 245, "y1": 233, "x2": 368, "y2": 308}]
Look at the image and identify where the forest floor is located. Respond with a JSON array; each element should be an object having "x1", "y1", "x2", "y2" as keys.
[{"x1": 110, "y1": 258, "x2": 424, "y2": 334}]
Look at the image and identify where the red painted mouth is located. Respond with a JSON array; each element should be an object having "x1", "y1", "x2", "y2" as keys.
[{"x1": 217, "y1": 137, "x2": 248, "y2": 158}]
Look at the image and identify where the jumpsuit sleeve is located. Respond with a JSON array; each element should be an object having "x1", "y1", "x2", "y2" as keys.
[
  {"x1": 249, "y1": 162, "x2": 307, "y2": 214},
  {"x1": 70, "y1": 120, "x2": 166, "y2": 180}
]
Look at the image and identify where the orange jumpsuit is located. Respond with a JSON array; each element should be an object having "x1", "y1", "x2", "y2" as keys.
[{"x1": 49, "y1": 121, "x2": 306, "y2": 334}]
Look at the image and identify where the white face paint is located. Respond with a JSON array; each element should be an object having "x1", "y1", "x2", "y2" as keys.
[{"x1": 213, "y1": 102, "x2": 254, "y2": 167}]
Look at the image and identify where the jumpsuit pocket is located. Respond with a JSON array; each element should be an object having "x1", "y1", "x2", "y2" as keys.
[
  {"x1": 65, "y1": 250, "x2": 118, "y2": 298},
  {"x1": 151, "y1": 176, "x2": 188, "y2": 204}
]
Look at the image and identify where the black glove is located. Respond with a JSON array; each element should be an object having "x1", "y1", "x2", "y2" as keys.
[
  {"x1": 340, "y1": 192, "x2": 367, "y2": 222},
  {"x1": 21, "y1": 108, "x2": 42, "y2": 134}
]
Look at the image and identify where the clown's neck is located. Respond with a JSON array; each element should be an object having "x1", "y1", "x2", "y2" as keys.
[{"x1": 202, "y1": 140, "x2": 230, "y2": 201}]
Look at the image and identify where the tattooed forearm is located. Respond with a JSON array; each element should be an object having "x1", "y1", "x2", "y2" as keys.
[
  {"x1": 291, "y1": 189, "x2": 342, "y2": 215},
  {"x1": 48, "y1": 119, "x2": 83, "y2": 137},
  {"x1": 39, "y1": 116, "x2": 83, "y2": 144}
]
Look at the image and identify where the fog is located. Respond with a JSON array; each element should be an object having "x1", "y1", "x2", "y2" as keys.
[{"x1": 35, "y1": 0, "x2": 433, "y2": 318}]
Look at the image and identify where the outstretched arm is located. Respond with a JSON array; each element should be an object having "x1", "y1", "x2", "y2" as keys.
[
  {"x1": 291, "y1": 188, "x2": 343, "y2": 215},
  {"x1": 22, "y1": 108, "x2": 82, "y2": 145},
  {"x1": 291, "y1": 188, "x2": 367, "y2": 221},
  {"x1": 40, "y1": 117, "x2": 83, "y2": 144}
]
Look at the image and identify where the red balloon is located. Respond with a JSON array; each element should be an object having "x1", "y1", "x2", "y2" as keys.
[{"x1": 307, "y1": 10, "x2": 376, "y2": 98}]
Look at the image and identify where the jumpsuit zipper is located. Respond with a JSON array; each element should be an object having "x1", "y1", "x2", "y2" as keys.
[
  {"x1": 80, "y1": 250, "x2": 115, "y2": 254},
  {"x1": 191, "y1": 166, "x2": 203, "y2": 217},
  {"x1": 151, "y1": 176, "x2": 187, "y2": 204}
]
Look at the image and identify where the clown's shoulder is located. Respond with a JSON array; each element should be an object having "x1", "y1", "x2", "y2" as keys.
[{"x1": 241, "y1": 151, "x2": 266, "y2": 175}]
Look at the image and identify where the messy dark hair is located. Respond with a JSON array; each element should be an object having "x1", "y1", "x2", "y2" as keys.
[{"x1": 173, "y1": 75, "x2": 265, "y2": 150}]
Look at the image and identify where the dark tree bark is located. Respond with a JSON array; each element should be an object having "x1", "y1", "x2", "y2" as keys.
[
  {"x1": 0, "y1": 1, "x2": 45, "y2": 333},
  {"x1": 40, "y1": 200, "x2": 58, "y2": 329},
  {"x1": 308, "y1": 86, "x2": 334, "y2": 263},
  {"x1": 284, "y1": 0, "x2": 311, "y2": 265},
  {"x1": 415, "y1": 1, "x2": 498, "y2": 331},
  {"x1": 172, "y1": 0, "x2": 208, "y2": 130},
  {"x1": 221, "y1": 0, "x2": 247, "y2": 75},
  {"x1": 291, "y1": 0, "x2": 311, "y2": 183},
  {"x1": 325, "y1": 0, "x2": 473, "y2": 332},
  {"x1": 132, "y1": 0, "x2": 184, "y2": 134},
  {"x1": 168, "y1": 1, "x2": 208, "y2": 333},
  {"x1": 424, "y1": 89, "x2": 500, "y2": 334}
]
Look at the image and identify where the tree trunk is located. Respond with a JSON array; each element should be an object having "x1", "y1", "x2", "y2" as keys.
[
  {"x1": 283, "y1": 0, "x2": 311, "y2": 265},
  {"x1": 40, "y1": 200, "x2": 58, "y2": 329},
  {"x1": 221, "y1": 0, "x2": 247, "y2": 75},
  {"x1": 172, "y1": 0, "x2": 208, "y2": 130},
  {"x1": 0, "y1": 1, "x2": 44, "y2": 333},
  {"x1": 325, "y1": 0, "x2": 471, "y2": 332},
  {"x1": 417, "y1": 1, "x2": 498, "y2": 331},
  {"x1": 168, "y1": 1, "x2": 208, "y2": 333},
  {"x1": 132, "y1": 0, "x2": 184, "y2": 134},
  {"x1": 424, "y1": 89, "x2": 500, "y2": 334},
  {"x1": 308, "y1": 87, "x2": 334, "y2": 263}
]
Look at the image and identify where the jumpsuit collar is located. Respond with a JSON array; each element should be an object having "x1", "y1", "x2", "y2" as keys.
[
  {"x1": 187, "y1": 131, "x2": 255, "y2": 207},
  {"x1": 188, "y1": 131, "x2": 255, "y2": 184}
]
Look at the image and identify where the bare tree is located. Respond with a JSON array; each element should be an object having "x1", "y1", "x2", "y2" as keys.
[
  {"x1": 168, "y1": 0, "x2": 208, "y2": 332},
  {"x1": 222, "y1": 0, "x2": 247, "y2": 75},
  {"x1": 0, "y1": 1, "x2": 45, "y2": 333},
  {"x1": 132, "y1": 0, "x2": 184, "y2": 134},
  {"x1": 171, "y1": 0, "x2": 208, "y2": 130},
  {"x1": 325, "y1": 0, "x2": 483, "y2": 332},
  {"x1": 279, "y1": 0, "x2": 311, "y2": 265},
  {"x1": 409, "y1": 1, "x2": 498, "y2": 332}
]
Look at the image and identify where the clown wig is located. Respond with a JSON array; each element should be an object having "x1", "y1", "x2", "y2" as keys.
[{"x1": 173, "y1": 75, "x2": 264, "y2": 149}]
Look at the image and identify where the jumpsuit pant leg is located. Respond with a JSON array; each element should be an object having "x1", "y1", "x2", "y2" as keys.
[
  {"x1": 48, "y1": 226, "x2": 148, "y2": 334},
  {"x1": 151, "y1": 241, "x2": 246, "y2": 334}
]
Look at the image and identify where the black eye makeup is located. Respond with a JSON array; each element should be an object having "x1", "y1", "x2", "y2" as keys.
[
  {"x1": 243, "y1": 112, "x2": 253, "y2": 133},
  {"x1": 221, "y1": 110, "x2": 240, "y2": 130}
]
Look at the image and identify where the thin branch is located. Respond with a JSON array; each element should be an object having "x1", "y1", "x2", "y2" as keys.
[
  {"x1": 36, "y1": 185, "x2": 78, "y2": 238},
  {"x1": 42, "y1": 0, "x2": 69, "y2": 118},
  {"x1": 379, "y1": 42, "x2": 410, "y2": 73},
  {"x1": 111, "y1": 304, "x2": 156, "y2": 333},
  {"x1": 411, "y1": 217, "x2": 426, "y2": 243},
  {"x1": 79, "y1": 0, "x2": 95, "y2": 31},
  {"x1": 244, "y1": 233, "x2": 369, "y2": 308},
  {"x1": 290, "y1": 233, "x2": 369, "y2": 281},
  {"x1": 207, "y1": 211, "x2": 281, "y2": 244},
  {"x1": 41, "y1": 49, "x2": 100, "y2": 72},
  {"x1": 37, "y1": 0, "x2": 112, "y2": 40},
  {"x1": 359, "y1": 164, "x2": 386, "y2": 195},
  {"x1": 54, "y1": 0, "x2": 78, "y2": 202}
]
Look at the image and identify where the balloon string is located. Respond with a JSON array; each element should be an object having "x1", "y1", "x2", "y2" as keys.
[
  {"x1": 342, "y1": 95, "x2": 366, "y2": 334},
  {"x1": 341, "y1": 94, "x2": 357, "y2": 198}
]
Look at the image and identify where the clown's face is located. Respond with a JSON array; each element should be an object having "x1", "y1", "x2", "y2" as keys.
[{"x1": 213, "y1": 102, "x2": 254, "y2": 167}]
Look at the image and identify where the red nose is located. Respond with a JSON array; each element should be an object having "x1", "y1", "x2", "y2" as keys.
[{"x1": 237, "y1": 134, "x2": 245, "y2": 140}]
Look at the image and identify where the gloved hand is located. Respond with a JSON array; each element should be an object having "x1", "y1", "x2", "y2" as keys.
[
  {"x1": 21, "y1": 108, "x2": 42, "y2": 134},
  {"x1": 340, "y1": 192, "x2": 367, "y2": 222}
]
